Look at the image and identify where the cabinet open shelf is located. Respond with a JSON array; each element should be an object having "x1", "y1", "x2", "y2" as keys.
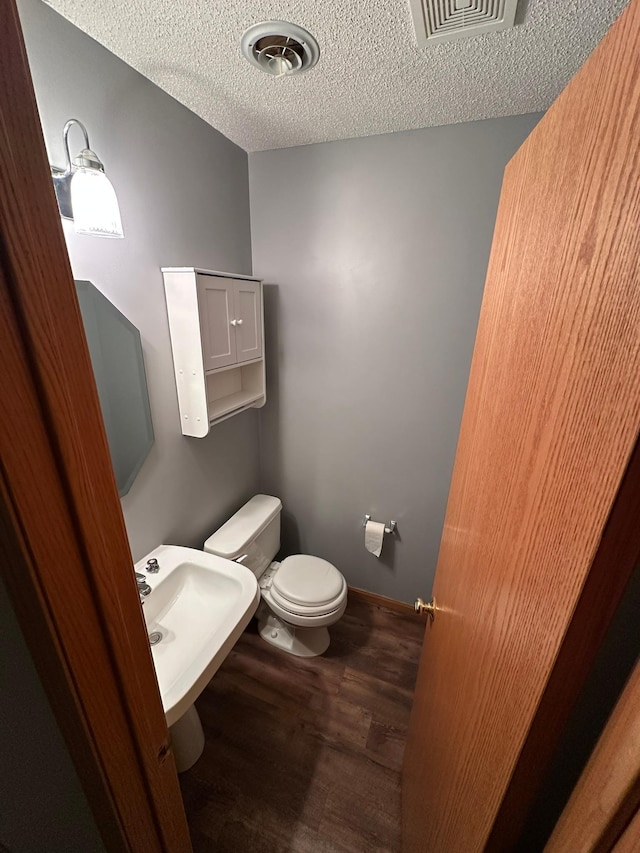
[
  {"x1": 207, "y1": 390, "x2": 264, "y2": 422},
  {"x1": 206, "y1": 360, "x2": 265, "y2": 423}
]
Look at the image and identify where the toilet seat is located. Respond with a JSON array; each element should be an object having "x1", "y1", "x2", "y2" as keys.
[
  {"x1": 261, "y1": 555, "x2": 348, "y2": 622},
  {"x1": 262, "y1": 585, "x2": 348, "y2": 628},
  {"x1": 268, "y1": 588, "x2": 347, "y2": 619},
  {"x1": 272, "y1": 555, "x2": 345, "y2": 609}
]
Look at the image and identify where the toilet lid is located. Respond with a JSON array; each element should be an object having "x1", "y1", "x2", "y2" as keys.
[{"x1": 272, "y1": 555, "x2": 345, "y2": 607}]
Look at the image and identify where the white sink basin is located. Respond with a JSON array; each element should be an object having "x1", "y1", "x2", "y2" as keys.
[{"x1": 136, "y1": 544, "x2": 259, "y2": 727}]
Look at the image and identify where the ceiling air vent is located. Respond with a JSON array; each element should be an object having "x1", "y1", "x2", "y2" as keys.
[
  {"x1": 409, "y1": 0, "x2": 519, "y2": 46},
  {"x1": 241, "y1": 22, "x2": 320, "y2": 78}
]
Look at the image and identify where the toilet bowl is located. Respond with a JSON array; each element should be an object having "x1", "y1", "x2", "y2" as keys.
[{"x1": 204, "y1": 495, "x2": 347, "y2": 657}]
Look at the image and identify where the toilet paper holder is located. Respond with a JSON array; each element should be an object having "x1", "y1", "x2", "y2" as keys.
[{"x1": 362, "y1": 515, "x2": 397, "y2": 536}]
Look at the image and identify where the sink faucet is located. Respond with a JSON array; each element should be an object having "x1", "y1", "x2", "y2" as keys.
[{"x1": 135, "y1": 572, "x2": 152, "y2": 600}]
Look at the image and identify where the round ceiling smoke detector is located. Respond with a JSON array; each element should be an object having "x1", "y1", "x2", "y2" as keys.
[{"x1": 241, "y1": 22, "x2": 320, "y2": 78}]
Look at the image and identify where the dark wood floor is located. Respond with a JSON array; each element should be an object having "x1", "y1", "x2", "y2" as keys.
[{"x1": 179, "y1": 597, "x2": 424, "y2": 852}]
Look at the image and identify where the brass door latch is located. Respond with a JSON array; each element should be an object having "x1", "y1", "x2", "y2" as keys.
[{"x1": 414, "y1": 597, "x2": 437, "y2": 621}]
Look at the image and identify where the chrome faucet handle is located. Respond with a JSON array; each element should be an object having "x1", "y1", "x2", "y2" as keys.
[
  {"x1": 135, "y1": 571, "x2": 152, "y2": 598},
  {"x1": 146, "y1": 558, "x2": 160, "y2": 574}
]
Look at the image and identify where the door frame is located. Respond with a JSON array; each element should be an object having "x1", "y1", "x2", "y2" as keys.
[
  {"x1": 0, "y1": 3, "x2": 191, "y2": 850},
  {"x1": 546, "y1": 656, "x2": 640, "y2": 851}
]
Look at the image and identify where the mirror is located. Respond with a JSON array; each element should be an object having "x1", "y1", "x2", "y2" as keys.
[{"x1": 75, "y1": 280, "x2": 154, "y2": 496}]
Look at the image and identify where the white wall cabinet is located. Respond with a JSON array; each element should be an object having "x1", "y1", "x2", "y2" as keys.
[
  {"x1": 198, "y1": 275, "x2": 262, "y2": 371},
  {"x1": 162, "y1": 268, "x2": 266, "y2": 437}
]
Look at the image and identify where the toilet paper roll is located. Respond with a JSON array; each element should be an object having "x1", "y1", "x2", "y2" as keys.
[{"x1": 365, "y1": 520, "x2": 386, "y2": 558}]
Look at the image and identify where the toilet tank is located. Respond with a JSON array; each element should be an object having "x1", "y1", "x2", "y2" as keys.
[{"x1": 203, "y1": 494, "x2": 282, "y2": 579}]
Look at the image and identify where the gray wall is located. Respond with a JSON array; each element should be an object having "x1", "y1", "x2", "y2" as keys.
[
  {"x1": 19, "y1": 0, "x2": 259, "y2": 562},
  {"x1": 0, "y1": 580, "x2": 104, "y2": 853},
  {"x1": 250, "y1": 114, "x2": 541, "y2": 603},
  {"x1": 3, "y1": 3, "x2": 259, "y2": 849}
]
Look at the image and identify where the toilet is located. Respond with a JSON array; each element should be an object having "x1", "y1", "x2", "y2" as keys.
[{"x1": 204, "y1": 494, "x2": 347, "y2": 657}]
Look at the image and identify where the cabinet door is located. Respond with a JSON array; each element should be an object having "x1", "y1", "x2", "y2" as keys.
[
  {"x1": 233, "y1": 280, "x2": 262, "y2": 363},
  {"x1": 197, "y1": 275, "x2": 236, "y2": 370}
]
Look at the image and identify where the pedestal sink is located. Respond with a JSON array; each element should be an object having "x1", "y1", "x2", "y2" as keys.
[{"x1": 136, "y1": 544, "x2": 259, "y2": 770}]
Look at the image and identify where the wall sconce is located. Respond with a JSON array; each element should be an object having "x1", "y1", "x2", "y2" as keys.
[{"x1": 51, "y1": 119, "x2": 124, "y2": 239}]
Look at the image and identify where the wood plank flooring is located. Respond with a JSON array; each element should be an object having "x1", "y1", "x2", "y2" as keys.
[{"x1": 179, "y1": 597, "x2": 424, "y2": 852}]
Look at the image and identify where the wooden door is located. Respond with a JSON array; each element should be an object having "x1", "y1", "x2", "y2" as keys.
[
  {"x1": 233, "y1": 279, "x2": 263, "y2": 363},
  {"x1": 402, "y1": 2, "x2": 640, "y2": 851},
  {"x1": 197, "y1": 274, "x2": 236, "y2": 370}
]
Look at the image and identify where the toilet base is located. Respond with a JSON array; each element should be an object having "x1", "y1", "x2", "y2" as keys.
[
  {"x1": 258, "y1": 612, "x2": 330, "y2": 657},
  {"x1": 169, "y1": 704, "x2": 205, "y2": 773}
]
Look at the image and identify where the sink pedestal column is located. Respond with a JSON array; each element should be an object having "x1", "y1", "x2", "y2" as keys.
[{"x1": 170, "y1": 704, "x2": 205, "y2": 772}]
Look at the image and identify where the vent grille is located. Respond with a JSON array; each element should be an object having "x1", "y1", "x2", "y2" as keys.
[
  {"x1": 241, "y1": 22, "x2": 319, "y2": 77},
  {"x1": 409, "y1": 0, "x2": 519, "y2": 46}
]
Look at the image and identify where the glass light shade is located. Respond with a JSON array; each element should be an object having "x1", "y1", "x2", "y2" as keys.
[{"x1": 70, "y1": 167, "x2": 124, "y2": 238}]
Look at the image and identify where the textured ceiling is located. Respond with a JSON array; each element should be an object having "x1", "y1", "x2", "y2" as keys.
[{"x1": 45, "y1": 0, "x2": 630, "y2": 152}]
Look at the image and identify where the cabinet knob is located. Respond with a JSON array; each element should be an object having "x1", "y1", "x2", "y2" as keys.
[
  {"x1": 230, "y1": 319, "x2": 237, "y2": 326},
  {"x1": 236, "y1": 319, "x2": 243, "y2": 326}
]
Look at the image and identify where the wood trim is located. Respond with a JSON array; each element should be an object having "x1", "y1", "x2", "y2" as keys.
[
  {"x1": 545, "y1": 657, "x2": 640, "y2": 853},
  {"x1": 348, "y1": 586, "x2": 427, "y2": 620},
  {"x1": 0, "y1": 3, "x2": 191, "y2": 851},
  {"x1": 612, "y1": 807, "x2": 640, "y2": 853}
]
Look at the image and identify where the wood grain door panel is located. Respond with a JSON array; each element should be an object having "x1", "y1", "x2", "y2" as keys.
[{"x1": 402, "y1": 1, "x2": 640, "y2": 850}]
